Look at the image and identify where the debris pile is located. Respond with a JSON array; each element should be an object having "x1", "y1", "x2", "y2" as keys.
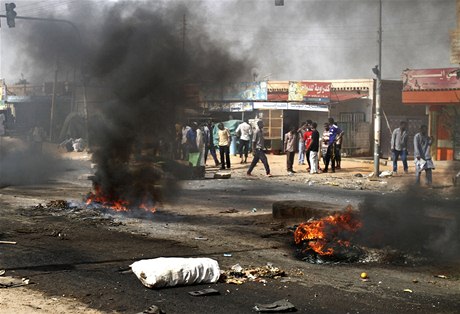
[
  {"x1": 35, "y1": 199, "x2": 71, "y2": 210},
  {"x1": 221, "y1": 263, "x2": 286, "y2": 285}
]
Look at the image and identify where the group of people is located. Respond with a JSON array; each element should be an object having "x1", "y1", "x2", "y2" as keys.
[
  {"x1": 177, "y1": 119, "x2": 272, "y2": 177},
  {"x1": 285, "y1": 118, "x2": 344, "y2": 175},
  {"x1": 178, "y1": 118, "x2": 437, "y2": 186},
  {"x1": 391, "y1": 121, "x2": 435, "y2": 186}
]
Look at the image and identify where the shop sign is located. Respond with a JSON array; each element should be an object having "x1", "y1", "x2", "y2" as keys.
[
  {"x1": 288, "y1": 81, "x2": 331, "y2": 103},
  {"x1": 287, "y1": 103, "x2": 329, "y2": 112},
  {"x1": 402, "y1": 68, "x2": 460, "y2": 91},
  {"x1": 253, "y1": 102, "x2": 288, "y2": 109},
  {"x1": 207, "y1": 102, "x2": 253, "y2": 112},
  {"x1": 202, "y1": 81, "x2": 268, "y2": 101},
  {"x1": 267, "y1": 81, "x2": 289, "y2": 101}
]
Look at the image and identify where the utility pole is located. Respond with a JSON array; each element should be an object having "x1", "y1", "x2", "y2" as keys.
[
  {"x1": 49, "y1": 58, "x2": 58, "y2": 141},
  {"x1": 1, "y1": 11, "x2": 89, "y2": 145},
  {"x1": 182, "y1": 14, "x2": 186, "y2": 54},
  {"x1": 373, "y1": 0, "x2": 382, "y2": 177}
]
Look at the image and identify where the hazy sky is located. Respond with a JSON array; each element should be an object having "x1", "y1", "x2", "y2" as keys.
[{"x1": 0, "y1": 0, "x2": 457, "y2": 84}]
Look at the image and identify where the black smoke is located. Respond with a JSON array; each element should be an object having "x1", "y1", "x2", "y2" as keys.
[
  {"x1": 86, "y1": 2, "x2": 252, "y2": 206},
  {"x1": 356, "y1": 188, "x2": 460, "y2": 262},
  {"x1": 0, "y1": 137, "x2": 65, "y2": 187},
  {"x1": 13, "y1": 1, "x2": 253, "y2": 205}
]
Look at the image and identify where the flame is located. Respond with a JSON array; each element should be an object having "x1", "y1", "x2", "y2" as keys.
[
  {"x1": 86, "y1": 185, "x2": 156, "y2": 213},
  {"x1": 294, "y1": 206, "x2": 361, "y2": 256}
]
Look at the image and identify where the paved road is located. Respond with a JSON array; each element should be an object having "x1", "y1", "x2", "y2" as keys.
[{"x1": 0, "y1": 155, "x2": 459, "y2": 314}]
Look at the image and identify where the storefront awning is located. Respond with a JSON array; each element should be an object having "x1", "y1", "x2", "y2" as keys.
[
  {"x1": 330, "y1": 91, "x2": 369, "y2": 103},
  {"x1": 402, "y1": 90, "x2": 460, "y2": 105}
]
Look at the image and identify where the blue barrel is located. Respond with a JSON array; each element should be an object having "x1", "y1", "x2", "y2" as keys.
[{"x1": 230, "y1": 136, "x2": 238, "y2": 155}]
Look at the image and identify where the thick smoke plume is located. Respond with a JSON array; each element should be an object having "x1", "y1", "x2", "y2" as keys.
[
  {"x1": 0, "y1": 138, "x2": 64, "y2": 186},
  {"x1": 356, "y1": 188, "x2": 460, "y2": 262},
  {"x1": 14, "y1": 1, "x2": 253, "y2": 206},
  {"x1": 86, "y1": 2, "x2": 252, "y2": 206}
]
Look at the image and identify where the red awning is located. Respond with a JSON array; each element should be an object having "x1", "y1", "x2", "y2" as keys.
[
  {"x1": 402, "y1": 90, "x2": 460, "y2": 105},
  {"x1": 330, "y1": 91, "x2": 368, "y2": 103}
]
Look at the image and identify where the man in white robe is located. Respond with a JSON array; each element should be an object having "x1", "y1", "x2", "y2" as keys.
[{"x1": 413, "y1": 125, "x2": 435, "y2": 186}]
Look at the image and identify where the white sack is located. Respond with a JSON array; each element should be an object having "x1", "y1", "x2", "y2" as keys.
[{"x1": 130, "y1": 257, "x2": 221, "y2": 289}]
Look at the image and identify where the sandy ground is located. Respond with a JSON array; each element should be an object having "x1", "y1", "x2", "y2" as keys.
[{"x1": 0, "y1": 147, "x2": 459, "y2": 313}]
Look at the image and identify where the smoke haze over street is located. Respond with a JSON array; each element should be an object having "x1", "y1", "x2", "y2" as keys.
[{"x1": 0, "y1": 0, "x2": 456, "y2": 83}]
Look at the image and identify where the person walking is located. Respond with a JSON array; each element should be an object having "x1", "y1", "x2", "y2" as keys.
[
  {"x1": 297, "y1": 122, "x2": 307, "y2": 165},
  {"x1": 284, "y1": 126, "x2": 297, "y2": 175},
  {"x1": 308, "y1": 122, "x2": 320, "y2": 174},
  {"x1": 217, "y1": 122, "x2": 231, "y2": 170},
  {"x1": 247, "y1": 120, "x2": 272, "y2": 177},
  {"x1": 204, "y1": 121, "x2": 220, "y2": 167},
  {"x1": 391, "y1": 121, "x2": 409, "y2": 174},
  {"x1": 235, "y1": 119, "x2": 252, "y2": 164},
  {"x1": 414, "y1": 125, "x2": 435, "y2": 186}
]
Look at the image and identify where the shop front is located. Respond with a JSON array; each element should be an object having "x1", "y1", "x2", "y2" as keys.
[{"x1": 402, "y1": 68, "x2": 460, "y2": 161}]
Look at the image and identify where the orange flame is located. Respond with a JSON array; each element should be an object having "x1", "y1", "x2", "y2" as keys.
[
  {"x1": 294, "y1": 206, "x2": 361, "y2": 256},
  {"x1": 86, "y1": 185, "x2": 156, "y2": 213}
]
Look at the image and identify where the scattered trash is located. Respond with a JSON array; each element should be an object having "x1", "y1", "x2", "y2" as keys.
[
  {"x1": 130, "y1": 257, "x2": 220, "y2": 289},
  {"x1": 412, "y1": 279, "x2": 419, "y2": 283},
  {"x1": 251, "y1": 208, "x2": 257, "y2": 213},
  {"x1": 403, "y1": 289, "x2": 413, "y2": 293},
  {"x1": 59, "y1": 138, "x2": 86, "y2": 152},
  {"x1": 194, "y1": 237, "x2": 208, "y2": 241},
  {"x1": 221, "y1": 263, "x2": 286, "y2": 285},
  {"x1": 354, "y1": 173, "x2": 363, "y2": 177},
  {"x1": 0, "y1": 276, "x2": 30, "y2": 288},
  {"x1": 0, "y1": 270, "x2": 5, "y2": 276},
  {"x1": 223, "y1": 253, "x2": 232, "y2": 257},
  {"x1": 434, "y1": 275, "x2": 448, "y2": 279},
  {"x1": 0, "y1": 241, "x2": 16, "y2": 245},
  {"x1": 226, "y1": 278, "x2": 244, "y2": 285},
  {"x1": 219, "y1": 208, "x2": 239, "y2": 214},
  {"x1": 379, "y1": 170, "x2": 393, "y2": 178},
  {"x1": 360, "y1": 272, "x2": 369, "y2": 279},
  {"x1": 136, "y1": 304, "x2": 165, "y2": 314},
  {"x1": 214, "y1": 172, "x2": 231, "y2": 179},
  {"x1": 231, "y1": 264, "x2": 243, "y2": 272},
  {"x1": 254, "y1": 299, "x2": 296, "y2": 312},
  {"x1": 188, "y1": 288, "x2": 220, "y2": 296}
]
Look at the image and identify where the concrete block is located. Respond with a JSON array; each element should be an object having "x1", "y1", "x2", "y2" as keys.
[{"x1": 272, "y1": 200, "x2": 340, "y2": 219}]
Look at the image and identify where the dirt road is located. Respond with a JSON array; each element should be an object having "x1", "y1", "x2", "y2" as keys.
[{"x1": 0, "y1": 150, "x2": 459, "y2": 313}]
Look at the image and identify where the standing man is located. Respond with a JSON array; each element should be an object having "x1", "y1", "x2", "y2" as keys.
[
  {"x1": 334, "y1": 122, "x2": 343, "y2": 169},
  {"x1": 308, "y1": 122, "x2": 320, "y2": 174},
  {"x1": 217, "y1": 122, "x2": 231, "y2": 170},
  {"x1": 324, "y1": 118, "x2": 343, "y2": 173},
  {"x1": 414, "y1": 125, "x2": 435, "y2": 187},
  {"x1": 297, "y1": 122, "x2": 307, "y2": 165},
  {"x1": 235, "y1": 119, "x2": 252, "y2": 164},
  {"x1": 391, "y1": 121, "x2": 409, "y2": 174},
  {"x1": 320, "y1": 122, "x2": 330, "y2": 170},
  {"x1": 284, "y1": 126, "x2": 297, "y2": 175},
  {"x1": 303, "y1": 120, "x2": 313, "y2": 171},
  {"x1": 181, "y1": 123, "x2": 191, "y2": 160},
  {"x1": 247, "y1": 120, "x2": 272, "y2": 177},
  {"x1": 0, "y1": 113, "x2": 6, "y2": 136}
]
